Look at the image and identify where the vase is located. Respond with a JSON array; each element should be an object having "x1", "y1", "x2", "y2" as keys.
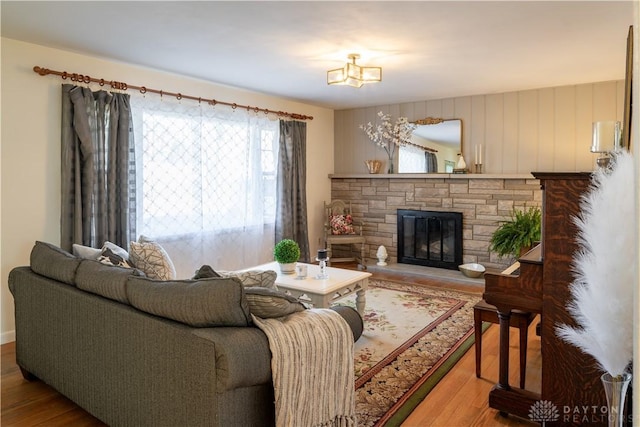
[
  {"x1": 601, "y1": 372, "x2": 631, "y2": 427},
  {"x1": 364, "y1": 160, "x2": 381, "y2": 174}
]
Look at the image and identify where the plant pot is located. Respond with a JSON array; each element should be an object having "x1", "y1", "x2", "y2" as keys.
[{"x1": 279, "y1": 262, "x2": 296, "y2": 275}]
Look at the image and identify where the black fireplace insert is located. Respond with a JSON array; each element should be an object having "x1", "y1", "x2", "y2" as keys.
[{"x1": 397, "y1": 209, "x2": 463, "y2": 270}]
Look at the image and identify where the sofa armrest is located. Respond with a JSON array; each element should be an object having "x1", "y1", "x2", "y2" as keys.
[{"x1": 191, "y1": 326, "x2": 272, "y2": 391}]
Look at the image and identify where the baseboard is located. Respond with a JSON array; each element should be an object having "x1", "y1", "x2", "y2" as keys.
[{"x1": 1, "y1": 330, "x2": 16, "y2": 345}]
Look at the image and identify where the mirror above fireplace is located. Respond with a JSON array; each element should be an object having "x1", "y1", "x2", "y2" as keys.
[{"x1": 398, "y1": 119, "x2": 462, "y2": 173}]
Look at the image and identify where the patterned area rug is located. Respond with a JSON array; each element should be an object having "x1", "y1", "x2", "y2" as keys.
[{"x1": 340, "y1": 279, "x2": 481, "y2": 427}]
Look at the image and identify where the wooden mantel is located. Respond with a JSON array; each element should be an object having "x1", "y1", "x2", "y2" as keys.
[{"x1": 329, "y1": 173, "x2": 534, "y2": 180}]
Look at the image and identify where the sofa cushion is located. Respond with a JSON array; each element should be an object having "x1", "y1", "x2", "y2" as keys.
[
  {"x1": 126, "y1": 276, "x2": 252, "y2": 327},
  {"x1": 217, "y1": 269, "x2": 278, "y2": 289},
  {"x1": 30, "y1": 241, "x2": 80, "y2": 286},
  {"x1": 75, "y1": 259, "x2": 143, "y2": 304},
  {"x1": 129, "y1": 241, "x2": 176, "y2": 280},
  {"x1": 244, "y1": 287, "x2": 306, "y2": 318}
]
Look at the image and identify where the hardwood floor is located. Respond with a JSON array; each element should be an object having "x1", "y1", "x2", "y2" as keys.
[{"x1": 1, "y1": 268, "x2": 540, "y2": 426}]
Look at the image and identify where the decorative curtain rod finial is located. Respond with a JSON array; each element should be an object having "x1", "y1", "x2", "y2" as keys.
[{"x1": 33, "y1": 66, "x2": 50, "y2": 76}]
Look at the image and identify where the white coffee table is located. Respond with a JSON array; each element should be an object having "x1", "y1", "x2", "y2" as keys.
[{"x1": 250, "y1": 262, "x2": 371, "y2": 315}]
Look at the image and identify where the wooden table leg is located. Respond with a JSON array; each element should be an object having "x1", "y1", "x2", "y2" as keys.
[{"x1": 355, "y1": 289, "x2": 366, "y2": 315}]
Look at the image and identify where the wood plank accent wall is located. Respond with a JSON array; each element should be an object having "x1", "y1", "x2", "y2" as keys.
[{"x1": 334, "y1": 80, "x2": 624, "y2": 175}]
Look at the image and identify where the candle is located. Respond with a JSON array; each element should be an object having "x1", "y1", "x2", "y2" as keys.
[
  {"x1": 479, "y1": 144, "x2": 482, "y2": 164},
  {"x1": 317, "y1": 249, "x2": 327, "y2": 260},
  {"x1": 475, "y1": 145, "x2": 478, "y2": 164}
]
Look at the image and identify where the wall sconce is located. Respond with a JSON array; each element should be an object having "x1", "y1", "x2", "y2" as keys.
[
  {"x1": 327, "y1": 54, "x2": 382, "y2": 88},
  {"x1": 591, "y1": 121, "x2": 621, "y2": 168}
]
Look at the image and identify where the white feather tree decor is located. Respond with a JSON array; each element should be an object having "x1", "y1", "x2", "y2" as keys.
[{"x1": 556, "y1": 151, "x2": 636, "y2": 377}]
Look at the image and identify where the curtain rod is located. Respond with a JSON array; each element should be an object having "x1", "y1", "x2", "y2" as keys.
[
  {"x1": 405, "y1": 141, "x2": 438, "y2": 153},
  {"x1": 33, "y1": 66, "x2": 314, "y2": 121}
]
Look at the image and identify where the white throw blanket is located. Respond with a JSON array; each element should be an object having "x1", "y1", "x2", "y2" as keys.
[{"x1": 252, "y1": 309, "x2": 356, "y2": 427}]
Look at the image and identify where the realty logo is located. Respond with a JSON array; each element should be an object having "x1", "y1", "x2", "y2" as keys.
[{"x1": 529, "y1": 400, "x2": 560, "y2": 426}]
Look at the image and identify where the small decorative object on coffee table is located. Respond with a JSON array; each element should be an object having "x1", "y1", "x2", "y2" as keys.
[
  {"x1": 315, "y1": 249, "x2": 329, "y2": 279},
  {"x1": 295, "y1": 264, "x2": 307, "y2": 279},
  {"x1": 273, "y1": 239, "x2": 301, "y2": 274}
]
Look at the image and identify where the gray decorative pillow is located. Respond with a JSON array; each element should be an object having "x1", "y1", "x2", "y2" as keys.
[
  {"x1": 126, "y1": 276, "x2": 252, "y2": 327},
  {"x1": 97, "y1": 248, "x2": 133, "y2": 268},
  {"x1": 76, "y1": 259, "x2": 143, "y2": 303},
  {"x1": 30, "y1": 241, "x2": 80, "y2": 286},
  {"x1": 73, "y1": 241, "x2": 129, "y2": 260},
  {"x1": 193, "y1": 265, "x2": 221, "y2": 279},
  {"x1": 244, "y1": 286, "x2": 306, "y2": 318},
  {"x1": 217, "y1": 269, "x2": 277, "y2": 289},
  {"x1": 129, "y1": 240, "x2": 176, "y2": 280}
]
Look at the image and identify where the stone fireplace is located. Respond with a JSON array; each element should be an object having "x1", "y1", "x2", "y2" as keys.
[
  {"x1": 397, "y1": 209, "x2": 462, "y2": 270},
  {"x1": 329, "y1": 173, "x2": 542, "y2": 271}
]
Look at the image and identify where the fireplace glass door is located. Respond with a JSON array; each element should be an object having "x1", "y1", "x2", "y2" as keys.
[{"x1": 397, "y1": 210, "x2": 462, "y2": 270}]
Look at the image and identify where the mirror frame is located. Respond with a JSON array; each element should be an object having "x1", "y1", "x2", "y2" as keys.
[
  {"x1": 399, "y1": 117, "x2": 463, "y2": 173},
  {"x1": 413, "y1": 117, "x2": 445, "y2": 126}
]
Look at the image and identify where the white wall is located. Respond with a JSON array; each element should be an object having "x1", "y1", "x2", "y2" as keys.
[
  {"x1": 335, "y1": 81, "x2": 624, "y2": 174},
  {"x1": 0, "y1": 38, "x2": 335, "y2": 343}
]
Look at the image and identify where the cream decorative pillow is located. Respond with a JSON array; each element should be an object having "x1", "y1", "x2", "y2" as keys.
[{"x1": 129, "y1": 241, "x2": 176, "y2": 280}]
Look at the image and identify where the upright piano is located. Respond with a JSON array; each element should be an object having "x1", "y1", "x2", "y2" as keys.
[{"x1": 483, "y1": 172, "x2": 615, "y2": 426}]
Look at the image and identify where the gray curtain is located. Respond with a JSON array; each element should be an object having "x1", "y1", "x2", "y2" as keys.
[
  {"x1": 275, "y1": 120, "x2": 310, "y2": 262},
  {"x1": 60, "y1": 84, "x2": 136, "y2": 252},
  {"x1": 425, "y1": 152, "x2": 438, "y2": 173}
]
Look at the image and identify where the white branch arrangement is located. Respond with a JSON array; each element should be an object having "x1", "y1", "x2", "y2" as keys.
[
  {"x1": 556, "y1": 150, "x2": 635, "y2": 378},
  {"x1": 359, "y1": 112, "x2": 416, "y2": 162}
]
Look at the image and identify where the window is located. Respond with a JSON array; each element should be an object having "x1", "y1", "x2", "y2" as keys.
[{"x1": 131, "y1": 94, "x2": 279, "y2": 277}]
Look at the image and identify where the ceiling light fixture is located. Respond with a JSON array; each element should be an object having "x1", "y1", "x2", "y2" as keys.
[{"x1": 327, "y1": 54, "x2": 382, "y2": 88}]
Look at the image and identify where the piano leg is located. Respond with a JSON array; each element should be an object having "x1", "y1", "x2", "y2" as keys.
[{"x1": 496, "y1": 309, "x2": 512, "y2": 391}]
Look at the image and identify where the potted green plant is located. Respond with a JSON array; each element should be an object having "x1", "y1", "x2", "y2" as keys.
[
  {"x1": 490, "y1": 206, "x2": 541, "y2": 259},
  {"x1": 273, "y1": 239, "x2": 301, "y2": 274}
]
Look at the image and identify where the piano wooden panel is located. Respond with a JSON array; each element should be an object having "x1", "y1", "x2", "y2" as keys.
[
  {"x1": 484, "y1": 245, "x2": 542, "y2": 314},
  {"x1": 483, "y1": 172, "x2": 614, "y2": 426},
  {"x1": 537, "y1": 173, "x2": 607, "y2": 424}
]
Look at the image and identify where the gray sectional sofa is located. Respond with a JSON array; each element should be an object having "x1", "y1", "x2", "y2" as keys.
[{"x1": 9, "y1": 241, "x2": 360, "y2": 426}]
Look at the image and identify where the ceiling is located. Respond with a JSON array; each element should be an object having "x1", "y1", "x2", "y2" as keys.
[{"x1": 1, "y1": 1, "x2": 634, "y2": 110}]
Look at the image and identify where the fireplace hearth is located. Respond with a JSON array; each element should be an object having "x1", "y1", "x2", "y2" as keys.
[{"x1": 397, "y1": 209, "x2": 463, "y2": 270}]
